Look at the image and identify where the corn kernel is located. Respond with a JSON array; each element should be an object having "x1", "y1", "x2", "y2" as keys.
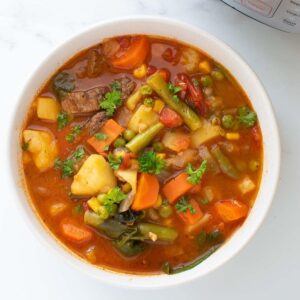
[
  {"x1": 157, "y1": 153, "x2": 166, "y2": 159},
  {"x1": 49, "y1": 202, "x2": 67, "y2": 217},
  {"x1": 133, "y1": 64, "x2": 147, "y2": 79},
  {"x1": 199, "y1": 60, "x2": 212, "y2": 74},
  {"x1": 225, "y1": 132, "x2": 240, "y2": 140},
  {"x1": 87, "y1": 197, "x2": 101, "y2": 213},
  {"x1": 154, "y1": 194, "x2": 163, "y2": 208},
  {"x1": 153, "y1": 99, "x2": 165, "y2": 113}
]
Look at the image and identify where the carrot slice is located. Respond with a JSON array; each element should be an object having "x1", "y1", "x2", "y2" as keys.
[
  {"x1": 87, "y1": 119, "x2": 124, "y2": 153},
  {"x1": 131, "y1": 173, "x2": 159, "y2": 211},
  {"x1": 60, "y1": 218, "x2": 93, "y2": 244},
  {"x1": 214, "y1": 199, "x2": 248, "y2": 223},
  {"x1": 177, "y1": 199, "x2": 203, "y2": 225},
  {"x1": 162, "y1": 172, "x2": 194, "y2": 203},
  {"x1": 110, "y1": 36, "x2": 150, "y2": 70}
]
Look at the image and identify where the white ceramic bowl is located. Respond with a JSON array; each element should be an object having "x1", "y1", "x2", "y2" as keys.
[{"x1": 8, "y1": 16, "x2": 280, "y2": 288}]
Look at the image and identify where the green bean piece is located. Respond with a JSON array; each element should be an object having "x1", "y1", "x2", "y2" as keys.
[
  {"x1": 138, "y1": 223, "x2": 178, "y2": 242},
  {"x1": 114, "y1": 137, "x2": 126, "y2": 148},
  {"x1": 249, "y1": 159, "x2": 260, "y2": 172},
  {"x1": 210, "y1": 145, "x2": 240, "y2": 179},
  {"x1": 84, "y1": 211, "x2": 103, "y2": 227},
  {"x1": 140, "y1": 84, "x2": 153, "y2": 95},
  {"x1": 162, "y1": 244, "x2": 221, "y2": 274},
  {"x1": 200, "y1": 75, "x2": 213, "y2": 87},
  {"x1": 211, "y1": 70, "x2": 224, "y2": 81},
  {"x1": 147, "y1": 73, "x2": 202, "y2": 131},
  {"x1": 96, "y1": 219, "x2": 128, "y2": 239},
  {"x1": 123, "y1": 129, "x2": 136, "y2": 141},
  {"x1": 158, "y1": 204, "x2": 173, "y2": 218},
  {"x1": 126, "y1": 122, "x2": 164, "y2": 153},
  {"x1": 113, "y1": 240, "x2": 145, "y2": 257},
  {"x1": 153, "y1": 141, "x2": 164, "y2": 152},
  {"x1": 222, "y1": 114, "x2": 234, "y2": 129}
]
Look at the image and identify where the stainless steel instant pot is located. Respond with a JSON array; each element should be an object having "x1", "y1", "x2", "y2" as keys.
[{"x1": 222, "y1": 0, "x2": 300, "y2": 32}]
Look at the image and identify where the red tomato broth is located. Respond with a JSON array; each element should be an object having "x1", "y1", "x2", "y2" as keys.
[{"x1": 21, "y1": 35, "x2": 263, "y2": 275}]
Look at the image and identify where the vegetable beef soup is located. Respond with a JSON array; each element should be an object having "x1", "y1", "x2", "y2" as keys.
[{"x1": 21, "y1": 35, "x2": 262, "y2": 274}]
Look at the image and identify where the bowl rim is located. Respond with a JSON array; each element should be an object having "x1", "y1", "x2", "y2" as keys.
[{"x1": 8, "y1": 15, "x2": 281, "y2": 289}]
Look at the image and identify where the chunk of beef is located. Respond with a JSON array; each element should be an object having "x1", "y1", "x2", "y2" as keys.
[
  {"x1": 114, "y1": 76, "x2": 136, "y2": 100},
  {"x1": 84, "y1": 111, "x2": 107, "y2": 136},
  {"x1": 61, "y1": 86, "x2": 108, "y2": 115}
]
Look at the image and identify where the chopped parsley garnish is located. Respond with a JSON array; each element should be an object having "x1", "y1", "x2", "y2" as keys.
[
  {"x1": 57, "y1": 112, "x2": 69, "y2": 130},
  {"x1": 102, "y1": 187, "x2": 126, "y2": 213},
  {"x1": 186, "y1": 160, "x2": 208, "y2": 184},
  {"x1": 99, "y1": 89, "x2": 122, "y2": 117},
  {"x1": 94, "y1": 131, "x2": 108, "y2": 141},
  {"x1": 103, "y1": 144, "x2": 109, "y2": 151},
  {"x1": 138, "y1": 150, "x2": 166, "y2": 174},
  {"x1": 108, "y1": 153, "x2": 123, "y2": 170},
  {"x1": 22, "y1": 141, "x2": 30, "y2": 151},
  {"x1": 175, "y1": 196, "x2": 196, "y2": 214},
  {"x1": 54, "y1": 147, "x2": 85, "y2": 178},
  {"x1": 65, "y1": 125, "x2": 82, "y2": 143},
  {"x1": 167, "y1": 83, "x2": 182, "y2": 102},
  {"x1": 73, "y1": 203, "x2": 84, "y2": 215},
  {"x1": 238, "y1": 106, "x2": 257, "y2": 128}
]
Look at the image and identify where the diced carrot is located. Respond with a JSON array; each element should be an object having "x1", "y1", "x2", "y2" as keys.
[
  {"x1": 189, "y1": 184, "x2": 201, "y2": 194},
  {"x1": 214, "y1": 199, "x2": 248, "y2": 223},
  {"x1": 131, "y1": 173, "x2": 159, "y2": 211},
  {"x1": 177, "y1": 199, "x2": 203, "y2": 225},
  {"x1": 162, "y1": 172, "x2": 194, "y2": 203},
  {"x1": 158, "y1": 68, "x2": 170, "y2": 82},
  {"x1": 159, "y1": 107, "x2": 183, "y2": 128},
  {"x1": 60, "y1": 218, "x2": 93, "y2": 244},
  {"x1": 87, "y1": 119, "x2": 124, "y2": 153},
  {"x1": 110, "y1": 36, "x2": 150, "y2": 70}
]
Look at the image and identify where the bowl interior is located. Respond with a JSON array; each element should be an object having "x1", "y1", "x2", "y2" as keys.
[{"x1": 8, "y1": 16, "x2": 280, "y2": 288}]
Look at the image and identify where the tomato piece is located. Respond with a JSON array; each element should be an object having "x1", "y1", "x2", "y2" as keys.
[
  {"x1": 159, "y1": 107, "x2": 183, "y2": 128},
  {"x1": 158, "y1": 68, "x2": 170, "y2": 82},
  {"x1": 110, "y1": 36, "x2": 150, "y2": 70}
]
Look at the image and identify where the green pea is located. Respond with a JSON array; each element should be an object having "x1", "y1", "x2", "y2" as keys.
[
  {"x1": 211, "y1": 70, "x2": 224, "y2": 81},
  {"x1": 153, "y1": 141, "x2": 164, "y2": 152},
  {"x1": 121, "y1": 182, "x2": 132, "y2": 193},
  {"x1": 114, "y1": 137, "x2": 126, "y2": 148},
  {"x1": 123, "y1": 129, "x2": 136, "y2": 141},
  {"x1": 159, "y1": 204, "x2": 173, "y2": 218},
  {"x1": 144, "y1": 98, "x2": 154, "y2": 107},
  {"x1": 222, "y1": 114, "x2": 234, "y2": 129},
  {"x1": 249, "y1": 159, "x2": 260, "y2": 172},
  {"x1": 200, "y1": 75, "x2": 213, "y2": 87},
  {"x1": 140, "y1": 84, "x2": 153, "y2": 95}
]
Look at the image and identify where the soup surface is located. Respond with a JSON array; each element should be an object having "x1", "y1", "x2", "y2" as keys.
[{"x1": 21, "y1": 35, "x2": 262, "y2": 274}]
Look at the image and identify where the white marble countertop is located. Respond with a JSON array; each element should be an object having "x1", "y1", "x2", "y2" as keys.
[{"x1": 1, "y1": 0, "x2": 300, "y2": 299}]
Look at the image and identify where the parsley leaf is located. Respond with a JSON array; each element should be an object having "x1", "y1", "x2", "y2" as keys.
[
  {"x1": 57, "y1": 112, "x2": 69, "y2": 130},
  {"x1": 175, "y1": 196, "x2": 196, "y2": 214},
  {"x1": 102, "y1": 187, "x2": 126, "y2": 213},
  {"x1": 238, "y1": 106, "x2": 257, "y2": 128},
  {"x1": 108, "y1": 153, "x2": 123, "y2": 170},
  {"x1": 94, "y1": 131, "x2": 108, "y2": 141},
  {"x1": 99, "y1": 90, "x2": 122, "y2": 117},
  {"x1": 66, "y1": 125, "x2": 82, "y2": 143},
  {"x1": 186, "y1": 160, "x2": 208, "y2": 184},
  {"x1": 73, "y1": 147, "x2": 85, "y2": 160},
  {"x1": 54, "y1": 147, "x2": 85, "y2": 178},
  {"x1": 138, "y1": 150, "x2": 166, "y2": 174},
  {"x1": 168, "y1": 83, "x2": 182, "y2": 103}
]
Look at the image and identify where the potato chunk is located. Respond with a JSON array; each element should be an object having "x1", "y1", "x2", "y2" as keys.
[
  {"x1": 23, "y1": 129, "x2": 58, "y2": 171},
  {"x1": 37, "y1": 97, "x2": 60, "y2": 121},
  {"x1": 128, "y1": 105, "x2": 159, "y2": 133},
  {"x1": 71, "y1": 154, "x2": 116, "y2": 196}
]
